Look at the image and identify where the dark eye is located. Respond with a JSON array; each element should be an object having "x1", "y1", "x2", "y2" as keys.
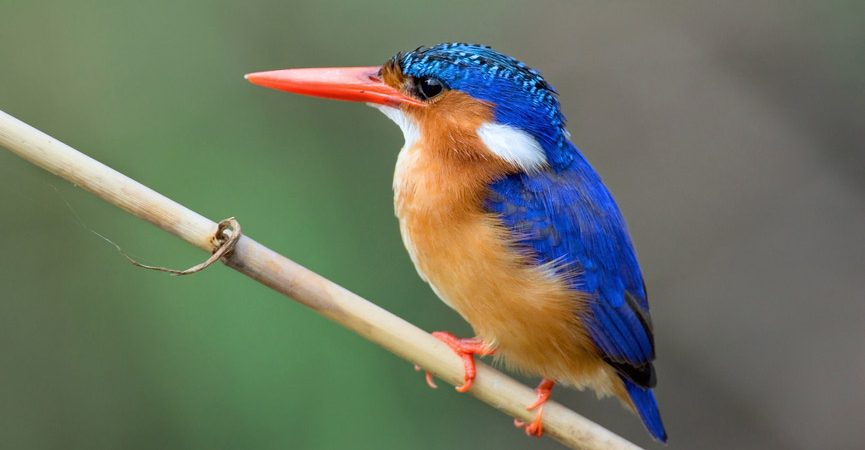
[{"x1": 415, "y1": 77, "x2": 445, "y2": 100}]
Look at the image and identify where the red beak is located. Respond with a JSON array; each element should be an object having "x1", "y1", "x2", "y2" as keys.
[{"x1": 244, "y1": 66, "x2": 424, "y2": 107}]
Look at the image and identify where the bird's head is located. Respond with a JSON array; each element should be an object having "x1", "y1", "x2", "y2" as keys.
[{"x1": 246, "y1": 43, "x2": 573, "y2": 172}]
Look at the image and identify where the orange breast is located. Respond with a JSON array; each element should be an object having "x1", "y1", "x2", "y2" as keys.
[{"x1": 393, "y1": 136, "x2": 621, "y2": 394}]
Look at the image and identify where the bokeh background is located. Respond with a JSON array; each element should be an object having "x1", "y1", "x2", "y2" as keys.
[{"x1": 1, "y1": 1, "x2": 863, "y2": 449}]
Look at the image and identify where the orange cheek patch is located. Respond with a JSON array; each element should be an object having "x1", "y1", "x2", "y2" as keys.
[{"x1": 415, "y1": 91, "x2": 490, "y2": 157}]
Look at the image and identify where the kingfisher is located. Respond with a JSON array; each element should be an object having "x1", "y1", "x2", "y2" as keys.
[{"x1": 245, "y1": 43, "x2": 667, "y2": 443}]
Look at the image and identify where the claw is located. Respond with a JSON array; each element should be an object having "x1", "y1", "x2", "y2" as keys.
[
  {"x1": 514, "y1": 410, "x2": 545, "y2": 437},
  {"x1": 415, "y1": 364, "x2": 438, "y2": 389},
  {"x1": 425, "y1": 371, "x2": 438, "y2": 389},
  {"x1": 417, "y1": 331, "x2": 495, "y2": 393},
  {"x1": 515, "y1": 379, "x2": 555, "y2": 437}
]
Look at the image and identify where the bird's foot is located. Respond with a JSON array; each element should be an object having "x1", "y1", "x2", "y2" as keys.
[
  {"x1": 514, "y1": 379, "x2": 555, "y2": 437},
  {"x1": 418, "y1": 331, "x2": 495, "y2": 393}
]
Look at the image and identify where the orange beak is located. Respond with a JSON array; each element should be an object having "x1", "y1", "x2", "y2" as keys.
[{"x1": 244, "y1": 66, "x2": 424, "y2": 107}]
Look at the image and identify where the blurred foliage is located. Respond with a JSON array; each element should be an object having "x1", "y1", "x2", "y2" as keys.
[{"x1": 2, "y1": 1, "x2": 863, "y2": 449}]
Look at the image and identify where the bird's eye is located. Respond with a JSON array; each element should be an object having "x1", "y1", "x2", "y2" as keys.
[{"x1": 415, "y1": 77, "x2": 445, "y2": 100}]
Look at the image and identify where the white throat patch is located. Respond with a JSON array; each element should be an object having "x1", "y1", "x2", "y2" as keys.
[
  {"x1": 477, "y1": 122, "x2": 547, "y2": 173},
  {"x1": 371, "y1": 105, "x2": 419, "y2": 151}
]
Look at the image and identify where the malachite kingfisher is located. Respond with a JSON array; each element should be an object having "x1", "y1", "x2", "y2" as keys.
[{"x1": 246, "y1": 43, "x2": 667, "y2": 443}]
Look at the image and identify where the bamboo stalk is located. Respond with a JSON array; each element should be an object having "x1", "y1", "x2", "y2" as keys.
[{"x1": 0, "y1": 109, "x2": 642, "y2": 450}]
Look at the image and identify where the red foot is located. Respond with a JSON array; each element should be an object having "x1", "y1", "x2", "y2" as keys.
[
  {"x1": 514, "y1": 379, "x2": 555, "y2": 437},
  {"x1": 418, "y1": 331, "x2": 495, "y2": 393}
]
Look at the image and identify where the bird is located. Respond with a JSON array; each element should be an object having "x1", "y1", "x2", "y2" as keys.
[{"x1": 245, "y1": 43, "x2": 667, "y2": 443}]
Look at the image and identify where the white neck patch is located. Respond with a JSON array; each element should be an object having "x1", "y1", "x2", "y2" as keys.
[
  {"x1": 477, "y1": 122, "x2": 547, "y2": 173},
  {"x1": 371, "y1": 105, "x2": 419, "y2": 151}
]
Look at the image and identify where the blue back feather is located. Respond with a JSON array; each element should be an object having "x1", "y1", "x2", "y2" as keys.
[
  {"x1": 486, "y1": 147, "x2": 654, "y2": 367},
  {"x1": 487, "y1": 149, "x2": 667, "y2": 442}
]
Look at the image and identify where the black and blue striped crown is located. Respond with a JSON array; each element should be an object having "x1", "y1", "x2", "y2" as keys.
[{"x1": 394, "y1": 43, "x2": 574, "y2": 168}]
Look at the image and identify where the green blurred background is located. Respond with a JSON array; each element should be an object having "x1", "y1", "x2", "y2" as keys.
[{"x1": 2, "y1": 1, "x2": 864, "y2": 449}]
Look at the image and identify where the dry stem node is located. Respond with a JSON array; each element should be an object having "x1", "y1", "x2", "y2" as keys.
[{"x1": 122, "y1": 217, "x2": 241, "y2": 276}]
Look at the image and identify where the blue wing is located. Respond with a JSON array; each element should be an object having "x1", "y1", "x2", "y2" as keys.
[{"x1": 486, "y1": 151, "x2": 656, "y2": 386}]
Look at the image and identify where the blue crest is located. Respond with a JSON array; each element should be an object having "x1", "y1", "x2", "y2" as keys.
[{"x1": 396, "y1": 43, "x2": 574, "y2": 168}]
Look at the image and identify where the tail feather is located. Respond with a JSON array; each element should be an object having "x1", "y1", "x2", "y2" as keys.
[{"x1": 622, "y1": 377, "x2": 667, "y2": 443}]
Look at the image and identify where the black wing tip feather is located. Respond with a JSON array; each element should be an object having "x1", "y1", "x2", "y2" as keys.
[
  {"x1": 605, "y1": 358, "x2": 657, "y2": 388},
  {"x1": 606, "y1": 291, "x2": 658, "y2": 388},
  {"x1": 625, "y1": 291, "x2": 655, "y2": 348}
]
